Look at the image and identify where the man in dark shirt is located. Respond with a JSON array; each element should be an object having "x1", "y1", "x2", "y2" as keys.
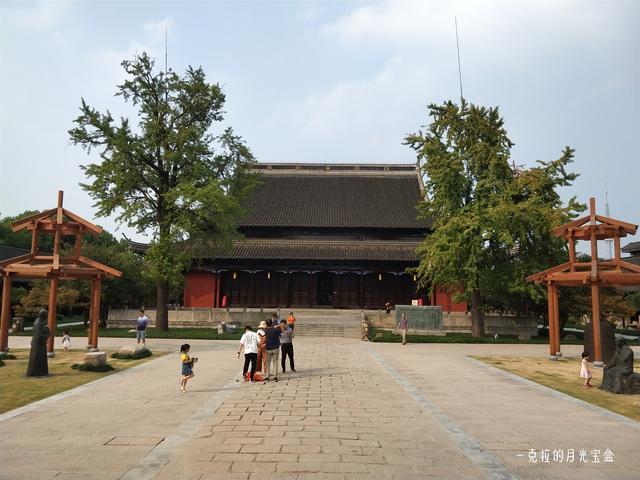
[{"x1": 264, "y1": 319, "x2": 284, "y2": 381}]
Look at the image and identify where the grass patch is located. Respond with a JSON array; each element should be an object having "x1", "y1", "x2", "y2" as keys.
[
  {"x1": 0, "y1": 349, "x2": 163, "y2": 414},
  {"x1": 13, "y1": 323, "x2": 243, "y2": 341},
  {"x1": 474, "y1": 355, "x2": 640, "y2": 421},
  {"x1": 368, "y1": 328, "x2": 583, "y2": 344}
]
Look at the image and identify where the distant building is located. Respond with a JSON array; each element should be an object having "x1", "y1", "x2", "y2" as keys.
[
  {"x1": 182, "y1": 163, "x2": 466, "y2": 311},
  {"x1": 622, "y1": 240, "x2": 640, "y2": 266}
]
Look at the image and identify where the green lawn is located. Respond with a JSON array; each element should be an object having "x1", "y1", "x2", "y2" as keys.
[
  {"x1": 14, "y1": 323, "x2": 243, "y2": 340},
  {"x1": 475, "y1": 355, "x2": 640, "y2": 421},
  {"x1": 0, "y1": 349, "x2": 164, "y2": 414},
  {"x1": 368, "y1": 327, "x2": 584, "y2": 344}
]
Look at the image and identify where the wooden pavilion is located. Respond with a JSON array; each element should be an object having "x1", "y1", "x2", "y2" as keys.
[
  {"x1": 526, "y1": 198, "x2": 640, "y2": 365},
  {"x1": 0, "y1": 192, "x2": 122, "y2": 355}
]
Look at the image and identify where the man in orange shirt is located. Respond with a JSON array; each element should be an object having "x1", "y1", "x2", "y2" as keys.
[{"x1": 287, "y1": 311, "x2": 296, "y2": 331}]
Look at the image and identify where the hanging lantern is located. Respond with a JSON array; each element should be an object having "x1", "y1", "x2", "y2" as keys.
[
  {"x1": 267, "y1": 271, "x2": 271, "y2": 280},
  {"x1": 413, "y1": 275, "x2": 417, "y2": 282},
  {"x1": 378, "y1": 273, "x2": 382, "y2": 281},
  {"x1": 232, "y1": 272, "x2": 237, "y2": 280}
]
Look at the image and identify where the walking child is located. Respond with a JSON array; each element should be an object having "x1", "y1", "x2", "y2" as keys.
[
  {"x1": 238, "y1": 325, "x2": 259, "y2": 382},
  {"x1": 179, "y1": 343, "x2": 197, "y2": 393},
  {"x1": 580, "y1": 351, "x2": 592, "y2": 388},
  {"x1": 61, "y1": 329, "x2": 71, "y2": 351}
]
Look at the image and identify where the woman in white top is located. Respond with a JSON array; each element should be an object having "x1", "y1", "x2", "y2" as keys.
[{"x1": 238, "y1": 325, "x2": 260, "y2": 382}]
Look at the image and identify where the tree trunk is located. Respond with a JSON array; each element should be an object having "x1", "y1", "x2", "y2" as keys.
[
  {"x1": 156, "y1": 279, "x2": 169, "y2": 331},
  {"x1": 470, "y1": 289, "x2": 485, "y2": 337}
]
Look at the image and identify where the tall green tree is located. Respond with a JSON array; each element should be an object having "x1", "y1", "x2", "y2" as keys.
[
  {"x1": 405, "y1": 100, "x2": 582, "y2": 336},
  {"x1": 69, "y1": 53, "x2": 257, "y2": 330}
]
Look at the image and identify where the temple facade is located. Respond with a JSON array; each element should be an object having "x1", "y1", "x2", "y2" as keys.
[{"x1": 182, "y1": 163, "x2": 466, "y2": 311}]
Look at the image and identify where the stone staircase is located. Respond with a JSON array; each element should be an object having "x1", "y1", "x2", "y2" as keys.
[{"x1": 288, "y1": 309, "x2": 363, "y2": 338}]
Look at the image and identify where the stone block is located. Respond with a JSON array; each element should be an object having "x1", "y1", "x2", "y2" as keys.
[
  {"x1": 118, "y1": 345, "x2": 150, "y2": 357},
  {"x1": 84, "y1": 351, "x2": 107, "y2": 367}
]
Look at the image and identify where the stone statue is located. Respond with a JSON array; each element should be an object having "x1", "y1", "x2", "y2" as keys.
[
  {"x1": 26, "y1": 309, "x2": 51, "y2": 377},
  {"x1": 600, "y1": 337, "x2": 640, "y2": 394}
]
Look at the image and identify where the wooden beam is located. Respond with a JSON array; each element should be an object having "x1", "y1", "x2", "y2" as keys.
[
  {"x1": 526, "y1": 262, "x2": 571, "y2": 283},
  {"x1": 594, "y1": 214, "x2": 637, "y2": 233},
  {"x1": 31, "y1": 225, "x2": 39, "y2": 256},
  {"x1": 73, "y1": 227, "x2": 83, "y2": 259},
  {"x1": 0, "y1": 253, "x2": 33, "y2": 268},
  {"x1": 47, "y1": 277, "x2": 58, "y2": 355},
  {"x1": 61, "y1": 208, "x2": 102, "y2": 235},
  {"x1": 78, "y1": 256, "x2": 122, "y2": 278},
  {"x1": 591, "y1": 283, "x2": 602, "y2": 364},
  {"x1": 0, "y1": 274, "x2": 12, "y2": 352},
  {"x1": 10, "y1": 208, "x2": 57, "y2": 232},
  {"x1": 614, "y1": 235, "x2": 621, "y2": 265},
  {"x1": 552, "y1": 214, "x2": 590, "y2": 236}
]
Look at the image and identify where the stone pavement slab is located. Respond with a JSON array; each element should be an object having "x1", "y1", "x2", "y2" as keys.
[{"x1": 2, "y1": 337, "x2": 639, "y2": 479}]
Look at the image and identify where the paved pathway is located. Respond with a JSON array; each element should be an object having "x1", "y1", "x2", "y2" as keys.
[{"x1": 1, "y1": 337, "x2": 639, "y2": 479}]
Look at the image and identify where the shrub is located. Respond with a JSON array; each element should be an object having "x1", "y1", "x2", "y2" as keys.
[
  {"x1": 111, "y1": 349, "x2": 152, "y2": 360},
  {"x1": 71, "y1": 363, "x2": 114, "y2": 372}
]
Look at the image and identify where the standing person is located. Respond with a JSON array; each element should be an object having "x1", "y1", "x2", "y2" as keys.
[
  {"x1": 398, "y1": 313, "x2": 408, "y2": 346},
  {"x1": 580, "y1": 351, "x2": 593, "y2": 389},
  {"x1": 287, "y1": 311, "x2": 297, "y2": 331},
  {"x1": 179, "y1": 343, "x2": 197, "y2": 393},
  {"x1": 61, "y1": 330, "x2": 71, "y2": 351},
  {"x1": 271, "y1": 312, "x2": 280, "y2": 326},
  {"x1": 238, "y1": 325, "x2": 259, "y2": 382},
  {"x1": 256, "y1": 320, "x2": 267, "y2": 373},
  {"x1": 385, "y1": 301, "x2": 392, "y2": 315},
  {"x1": 136, "y1": 308, "x2": 149, "y2": 346},
  {"x1": 264, "y1": 319, "x2": 284, "y2": 381},
  {"x1": 280, "y1": 321, "x2": 295, "y2": 373}
]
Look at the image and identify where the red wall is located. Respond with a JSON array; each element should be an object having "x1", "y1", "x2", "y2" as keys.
[
  {"x1": 433, "y1": 288, "x2": 467, "y2": 313},
  {"x1": 184, "y1": 271, "x2": 216, "y2": 308}
]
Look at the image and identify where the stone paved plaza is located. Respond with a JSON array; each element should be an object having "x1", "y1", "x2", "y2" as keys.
[{"x1": 1, "y1": 337, "x2": 639, "y2": 480}]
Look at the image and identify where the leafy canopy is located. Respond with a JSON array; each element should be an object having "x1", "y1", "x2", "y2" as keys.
[{"x1": 405, "y1": 100, "x2": 583, "y2": 314}]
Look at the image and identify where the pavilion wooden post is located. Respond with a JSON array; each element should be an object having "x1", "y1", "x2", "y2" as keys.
[
  {"x1": 546, "y1": 282, "x2": 557, "y2": 359},
  {"x1": 0, "y1": 274, "x2": 12, "y2": 352},
  {"x1": 551, "y1": 283, "x2": 561, "y2": 357},
  {"x1": 591, "y1": 283, "x2": 603, "y2": 366},
  {"x1": 89, "y1": 277, "x2": 101, "y2": 350},
  {"x1": 47, "y1": 277, "x2": 58, "y2": 357}
]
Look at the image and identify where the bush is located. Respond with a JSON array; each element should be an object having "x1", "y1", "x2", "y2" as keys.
[
  {"x1": 0, "y1": 359, "x2": 4, "y2": 367},
  {"x1": 71, "y1": 363, "x2": 114, "y2": 372},
  {"x1": 111, "y1": 349, "x2": 152, "y2": 360},
  {"x1": 0, "y1": 353, "x2": 17, "y2": 360}
]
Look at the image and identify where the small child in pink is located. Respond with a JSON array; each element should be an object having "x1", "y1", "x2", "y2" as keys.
[{"x1": 580, "y1": 351, "x2": 592, "y2": 389}]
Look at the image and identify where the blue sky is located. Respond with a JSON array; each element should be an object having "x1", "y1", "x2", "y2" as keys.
[{"x1": 1, "y1": 0, "x2": 638, "y2": 253}]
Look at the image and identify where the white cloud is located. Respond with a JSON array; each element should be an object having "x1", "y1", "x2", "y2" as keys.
[{"x1": 3, "y1": 0, "x2": 71, "y2": 29}]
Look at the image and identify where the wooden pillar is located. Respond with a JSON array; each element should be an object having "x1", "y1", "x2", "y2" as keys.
[
  {"x1": 47, "y1": 277, "x2": 59, "y2": 356},
  {"x1": 591, "y1": 283, "x2": 603, "y2": 366},
  {"x1": 286, "y1": 271, "x2": 292, "y2": 308},
  {"x1": 89, "y1": 277, "x2": 101, "y2": 349},
  {"x1": 547, "y1": 282, "x2": 557, "y2": 359},
  {"x1": 0, "y1": 274, "x2": 12, "y2": 352},
  {"x1": 552, "y1": 283, "x2": 561, "y2": 357},
  {"x1": 359, "y1": 271, "x2": 364, "y2": 309},
  {"x1": 212, "y1": 273, "x2": 218, "y2": 308},
  {"x1": 215, "y1": 272, "x2": 221, "y2": 309}
]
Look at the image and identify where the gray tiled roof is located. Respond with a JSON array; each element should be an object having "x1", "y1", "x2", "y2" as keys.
[
  {"x1": 0, "y1": 244, "x2": 29, "y2": 262},
  {"x1": 622, "y1": 241, "x2": 640, "y2": 254},
  {"x1": 238, "y1": 174, "x2": 429, "y2": 230},
  {"x1": 190, "y1": 239, "x2": 420, "y2": 262}
]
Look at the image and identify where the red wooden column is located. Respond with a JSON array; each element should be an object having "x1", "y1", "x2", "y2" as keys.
[
  {"x1": 552, "y1": 283, "x2": 561, "y2": 357},
  {"x1": 89, "y1": 277, "x2": 101, "y2": 349},
  {"x1": 47, "y1": 277, "x2": 59, "y2": 357},
  {"x1": 0, "y1": 274, "x2": 12, "y2": 352},
  {"x1": 547, "y1": 282, "x2": 557, "y2": 359},
  {"x1": 215, "y1": 272, "x2": 222, "y2": 308},
  {"x1": 591, "y1": 283, "x2": 603, "y2": 366}
]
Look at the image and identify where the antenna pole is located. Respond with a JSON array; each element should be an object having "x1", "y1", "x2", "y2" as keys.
[
  {"x1": 455, "y1": 16, "x2": 464, "y2": 103},
  {"x1": 165, "y1": 27, "x2": 168, "y2": 74},
  {"x1": 605, "y1": 183, "x2": 613, "y2": 259}
]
